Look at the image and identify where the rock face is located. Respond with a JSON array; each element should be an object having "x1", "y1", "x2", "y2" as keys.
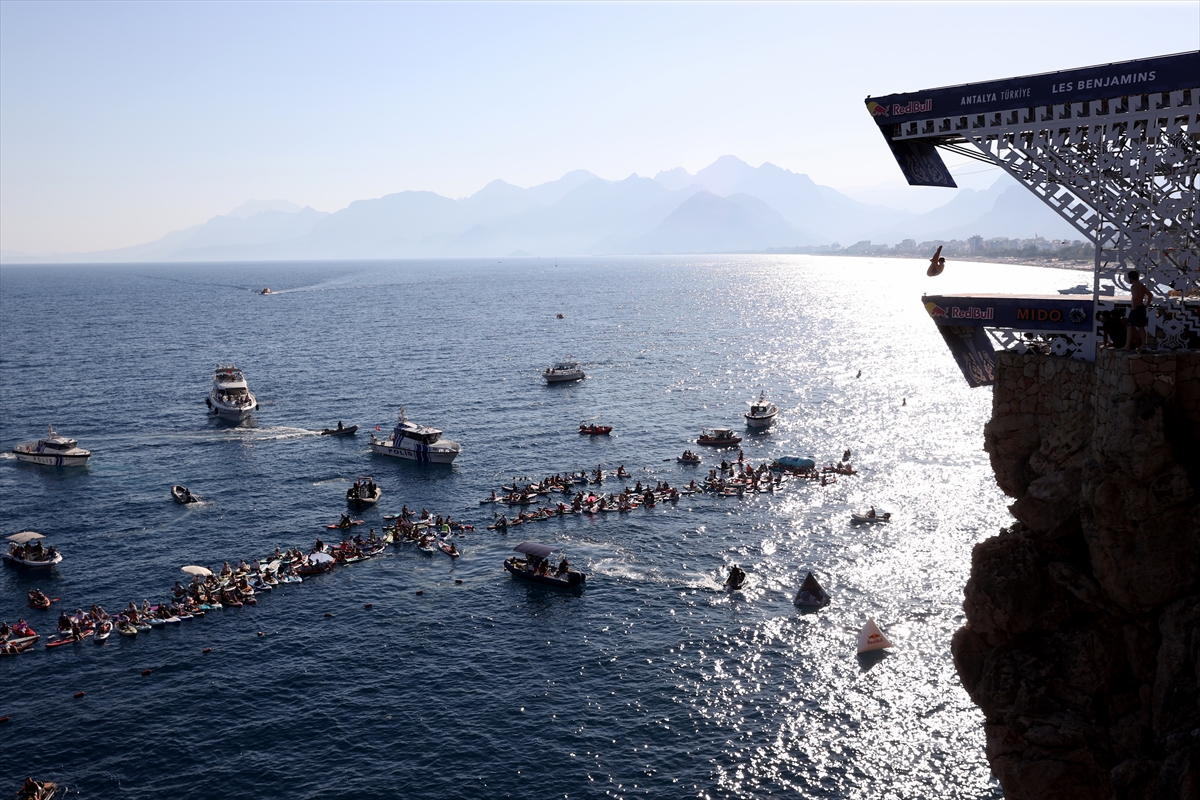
[{"x1": 956, "y1": 350, "x2": 1200, "y2": 800}]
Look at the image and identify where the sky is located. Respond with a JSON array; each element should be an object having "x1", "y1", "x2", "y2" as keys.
[{"x1": 1, "y1": 1, "x2": 1197, "y2": 255}]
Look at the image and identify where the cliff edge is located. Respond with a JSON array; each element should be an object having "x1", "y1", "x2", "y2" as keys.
[{"x1": 954, "y1": 350, "x2": 1200, "y2": 799}]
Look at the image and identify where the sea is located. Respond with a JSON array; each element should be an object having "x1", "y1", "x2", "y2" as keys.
[{"x1": 0, "y1": 255, "x2": 1082, "y2": 799}]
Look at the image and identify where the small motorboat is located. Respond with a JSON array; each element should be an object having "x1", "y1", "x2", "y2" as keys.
[
  {"x1": 793, "y1": 572, "x2": 830, "y2": 609},
  {"x1": 677, "y1": 450, "x2": 702, "y2": 464},
  {"x1": 851, "y1": 510, "x2": 891, "y2": 524},
  {"x1": 544, "y1": 359, "x2": 585, "y2": 384},
  {"x1": 347, "y1": 476, "x2": 382, "y2": 508},
  {"x1": 12, "y1": 425, "x2": 92, "y2": 467},
  {"x1": 697, "y1": 428, "x2": 742, "y2": 447},
  {"x1": 725, "y1": 565, "x2": 747, "y2": 591},
  {"x1": 744, "y1": 390, "x2": 779, "y2": 429},
  {"x1": 579, "y1": 422, "x2": 612, "y2": 435},
  {"x1": 320, "y1": 423, "x2": 358, "y2": 436},
  {"x1": 504, "y1": 541, "x2": 585, "y2": 588},
  {"x1": 4, "y1": 532, "x2": 62, "y2": 569},
  {"x1": 260, "y1": 287, "x2": 273, "y2": 295},
  {"x1": 172, "y1": 485, "x2": 199, "y2": 505}
]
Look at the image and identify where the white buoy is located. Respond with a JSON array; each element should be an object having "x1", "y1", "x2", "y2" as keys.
[{"x1": 856, "y1": 618, "x2": 893, "y2": 654}]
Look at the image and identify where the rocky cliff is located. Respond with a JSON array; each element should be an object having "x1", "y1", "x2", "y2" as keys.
[{"x1": 954, "y1": 350, "x2": 1200, "y2": 799}]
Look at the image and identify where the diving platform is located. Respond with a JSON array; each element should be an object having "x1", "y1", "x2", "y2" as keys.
[{"x1": 868, "y1": 52, "x2": 1199, "y2": 385}]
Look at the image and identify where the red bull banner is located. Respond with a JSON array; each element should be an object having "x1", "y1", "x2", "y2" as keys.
[{"x1": 923, "y1": 295, "x2": 1093, "y2": 332}]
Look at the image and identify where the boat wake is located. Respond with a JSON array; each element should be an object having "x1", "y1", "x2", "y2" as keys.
[
  {"x1": 312, "y1": 477, "x2": 352, "y2": 486},
  {"x1": 0, "y1": 452, "x2": 16, "y2": 460},
  {"x1": 220, "y1": 426, "x2": 317, "y2": 443}
]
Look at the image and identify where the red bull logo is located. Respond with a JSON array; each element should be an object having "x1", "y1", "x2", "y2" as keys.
[
  {"x1": 951, "y1": 306, "x2": 994, "y2": 320},
  {"x1": 866, "y1": 101, "x2": 889, "y2": 118},
  {"x1": 925, "y1": 301, "x2": 948, "y2": 319},
  {"x1": 891, "y1": 99, "x2": 933, "y2": 115}
]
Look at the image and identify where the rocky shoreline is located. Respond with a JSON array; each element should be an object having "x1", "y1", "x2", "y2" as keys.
[{"x1": 954, "y1": 350, "x2": 1199, "y2": 799}]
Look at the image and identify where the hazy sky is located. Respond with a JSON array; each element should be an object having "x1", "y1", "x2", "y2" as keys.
[{"x1": 2, "y1": 1, "x2": 1196, "y2": 254}]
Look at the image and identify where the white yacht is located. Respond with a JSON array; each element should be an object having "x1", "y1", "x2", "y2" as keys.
[
  {"x1": 369, "y1": 409, "x2": 461, "y2": 464},
  {"x1": 12, "y1": 425, "x2": 92, "y2": 467},
  {"x1": 206, "y1": 365, "x2": 257, "y2": 420},
  {"x1": 744, "y1": 391, "x2": 779, "y2": 429},
  {"x1": 543, "y1": 359, "x2": 585, "y2": 384}
]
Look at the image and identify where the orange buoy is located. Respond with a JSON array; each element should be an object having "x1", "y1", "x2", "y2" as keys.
[
  {"x1": 324, "y1": 613, "x2": 334, "y2": 618},
  {"x1": 74, "y1": 692, "x2": 85, "y2": 698},
  {"x1": 0, "y1": 716, "x2": 8, "y2": 723},
  {"x1": 202, "y1": 648, "x2": 212, "y2": 653},
  {"x1": 364, "y1": 603, "x2": 373, "y2": 609},
  {"x1": 141, "y1": 669, "x2": 152, "y2": 676}
]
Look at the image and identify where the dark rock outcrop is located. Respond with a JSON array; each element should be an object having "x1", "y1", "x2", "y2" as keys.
[{"x1": 959, "y1": 350, "x2": 1200, "y2": 799}]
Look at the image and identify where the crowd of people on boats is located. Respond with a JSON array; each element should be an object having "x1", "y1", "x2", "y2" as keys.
[
  {"x1": 383, "y1": 506, "x2": 470, "y2": 556},
  {"x1": 213, "y1": 390, "x2": 253, "y2": 408},
  {"x1": 481, "y1": 454, "x2": 854, "y2": 529},
  {"x1": 0, "y1": 530, "x2": 411, "y2": 655},
  {"x1": 4, "y1": 450, "x2": 863, "y2": 657}
]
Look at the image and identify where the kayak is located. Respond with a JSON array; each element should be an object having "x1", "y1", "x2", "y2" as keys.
[
  {"x1": 851, "y1": 513, "x2": 890, "y2": 524},
  {"x1": 325, "y1": 519, "x2": 364, "y2": 529}
]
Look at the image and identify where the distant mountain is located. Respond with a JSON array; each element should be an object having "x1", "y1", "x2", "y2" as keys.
[
  {"x1": 656, "y1": 156, "x2": 915, "y2": 244},
  {"x1": 1, "y1": 157, "x2": 1088, "y2": 263},
  {"x1": 226, "y1": 199, "x2": 304, "y2": 218},
  {"x1": 619, "y1": 192, "x2": 814, "y2": 253},
  {"x1": 868, "y1": 181, "x2": 1080, "y2": 243}
]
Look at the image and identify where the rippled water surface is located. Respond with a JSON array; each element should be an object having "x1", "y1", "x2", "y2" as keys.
[{"x1": 0, "y1": 256, "x2": 1083, "y2": 798}]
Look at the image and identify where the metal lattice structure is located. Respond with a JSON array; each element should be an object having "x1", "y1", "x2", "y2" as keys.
[{"x1": 869, "y1": 52, "x2": 1200, "y2": 358}]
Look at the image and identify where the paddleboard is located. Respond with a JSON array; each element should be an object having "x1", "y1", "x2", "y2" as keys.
[{"x1": 46, "y1": 630, "x2": 93, "y2": 648}]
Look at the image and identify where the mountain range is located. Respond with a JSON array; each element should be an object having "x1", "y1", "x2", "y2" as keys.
[{"x1": 2, "y1": 156, "x2": 1083, "y2": 263}]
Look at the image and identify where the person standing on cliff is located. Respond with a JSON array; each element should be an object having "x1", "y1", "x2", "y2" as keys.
[{"x1": 1124, "y1": 270, "x2": 1152, "y2": 352}]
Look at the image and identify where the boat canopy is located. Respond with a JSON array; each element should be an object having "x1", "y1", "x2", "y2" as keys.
[
  {"x1": 774, "y1": 456, "x2": 815, "y2": 469},
  {"x1": 513, "y1": 541, "x2": 556, "y2": 559},
  {"x1": 7, "y1": 531, "x2": 44, "y2": 544}
]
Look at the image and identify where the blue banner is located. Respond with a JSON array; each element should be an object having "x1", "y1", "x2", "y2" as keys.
[
  {"x1": 883, "y1": 136, "x2": 956, "y2": 187},
  {"x1": 936, "y1": 324, "x2": 996, "y2": 387},
  {"x1": 867, "y1": 51, "x2": 1198, "y2": 127}
]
